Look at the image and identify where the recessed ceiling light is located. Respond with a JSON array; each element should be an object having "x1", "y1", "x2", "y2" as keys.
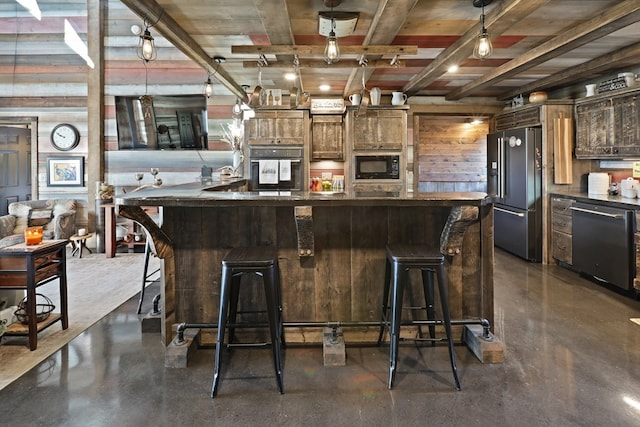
[
  {"x1": 319, "y1": 84, "x2": 331, "y2": 91},
  {"x1": 448, "y1": 64, "x2": 459, "y2": 73},
  {"x1": 284, "y1": 72, "x2": 297, "y2": 81}
]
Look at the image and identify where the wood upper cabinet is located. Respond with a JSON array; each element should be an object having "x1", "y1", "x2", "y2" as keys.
[
  {"x1": 575, "y1": 89, "x2": 640, "y2": 158},
  {"x1": 613, "y1": 93, "x2": 640, "y2": 148},
  {"x1": 246, "y1": 110, "x2": 307, "y2": 145},
  {"x1": 351, "y1": 109, "x2": 406, "y2": 151},
  {"x1": 311, "y1": 115, "x2": 343, "y2": 160},
  {"x1": 575, "y1": 98, "x2": 614, "y2": 157}
]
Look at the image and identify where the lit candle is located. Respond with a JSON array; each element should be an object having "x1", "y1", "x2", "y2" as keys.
[{"x1": 24, "y1": 226, "x2": 43, "y2": 245}]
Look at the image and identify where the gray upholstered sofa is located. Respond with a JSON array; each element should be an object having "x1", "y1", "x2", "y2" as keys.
[{"x1": 0, "y1": 199, "x2": 77, "y2": 248}]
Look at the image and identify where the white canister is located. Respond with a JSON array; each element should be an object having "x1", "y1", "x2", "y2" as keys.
[
  {"x1": 620, "y1": 177, "x2": 638, "y2": 198},
  {"x1": 370, "y1": 87, "x2": 381, "y2": 106},
  {"x1": 588, "y1": 172, "x2": 610, "y2": 195}
]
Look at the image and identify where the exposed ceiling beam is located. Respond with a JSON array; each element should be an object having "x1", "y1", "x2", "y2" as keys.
[
  {"x1": 499, "y1": 42, "x2": 640, "y2": 100},
  {"x1": 253, "y1": 0, "x2": 295, "y2": 66},
  {"x1": 403, "y1": 0, "x2": 552, "y2": 95},
  {"x1": 242, "y1": 59, "x2": 406, "y2": 69},
  {"x1": 119, "y1": 0, "x2": 248, "y2": 101},
  {"x1": 231, "y1": 45, "x2": 418, "y2": 56},
  {"x1": 343, "y1": 0, "x2": 419, "y2": 96},
  {"x1": 446, "y1": 0, "x2": 640, "y2": 100}
]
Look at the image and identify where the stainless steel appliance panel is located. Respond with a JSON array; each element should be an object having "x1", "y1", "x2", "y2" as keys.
[
  {"x1": 487, "y1": 127, "x2": 542, "y2": 262},
  {"x1": 494, "y1": 204, "x2": 541, "y2": 262},
  {"x1": 571, "y1": 203, "x2": 634, "y2": 291}
]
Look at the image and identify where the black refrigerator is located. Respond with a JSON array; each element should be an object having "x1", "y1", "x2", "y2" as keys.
[{"x1": 487, "y1": 127, "x2": 542, "y2": 262}]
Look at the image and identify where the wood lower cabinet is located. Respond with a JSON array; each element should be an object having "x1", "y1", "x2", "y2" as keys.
[
  {"x1": 311, "y1": 115, "x2": 343, "y2": 160},
  {"x1": 551, "y1": 196, "x2": 574, "y2": 265},
  {"x1": 246, "y1": 109, "x2": 308, "y2": 146}
]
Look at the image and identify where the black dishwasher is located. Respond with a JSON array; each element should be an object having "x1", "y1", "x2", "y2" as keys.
[{"x1": 571, "y1": 202, "x2": 635, "y2": 291}]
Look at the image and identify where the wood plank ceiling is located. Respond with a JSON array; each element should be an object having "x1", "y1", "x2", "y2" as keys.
[{"x1": 2, "y1": 0, "x2": 640, "y2": 105}]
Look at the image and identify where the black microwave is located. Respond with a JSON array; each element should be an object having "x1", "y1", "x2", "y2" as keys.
[{"x1": 355, "y1": 155, "x2": 400, "y2": 180}]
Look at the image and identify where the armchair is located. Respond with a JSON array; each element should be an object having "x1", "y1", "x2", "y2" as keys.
[{"x1": 0, "y1": 199, "x2": 77, "y2": 248}]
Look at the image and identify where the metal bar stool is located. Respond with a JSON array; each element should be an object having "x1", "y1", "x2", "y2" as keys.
[
  {"x1": 211, "y1": 247, "x2": 284, "y2": 397},
  {"x1": 137, "y1": 237, "x2": 161, "y2": 314},
  {"x1": 377, "y1": 206, "x2": 479, "y2": 390}
]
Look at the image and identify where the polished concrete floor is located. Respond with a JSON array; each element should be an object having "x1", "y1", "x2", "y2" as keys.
[{"x1": 1, "y1": 249, "x2": 640, "y2": 426}]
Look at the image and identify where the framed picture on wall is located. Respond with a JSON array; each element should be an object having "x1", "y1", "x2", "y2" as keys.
[{"x1": 47, "y1": 157, "x2": 84, "y2": 187}]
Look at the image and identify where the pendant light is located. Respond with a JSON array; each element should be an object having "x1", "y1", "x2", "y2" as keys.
[
  {"x1": 472, "y1": 0, "x2": 493, "y2": 60},
  {"x1": 204, "y1": 75, "x2": 213, "y2": 98},
  {"x1": 137, "y1": 23, "x2": 157, "y2": 62},
  {"x1": 232, "y1": 99, "x2": 242, "y2": 115},
  {"x1": 204, "y1": 56, "x2": 226, "y2": 99},
  {"x1": 324, "y1": 4, "x2": 340, "y2": 64}
]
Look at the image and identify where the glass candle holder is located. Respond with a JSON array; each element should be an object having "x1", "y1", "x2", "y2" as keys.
[{"x1": 24, "y1": 226, "x2": 43, "y2": 245}]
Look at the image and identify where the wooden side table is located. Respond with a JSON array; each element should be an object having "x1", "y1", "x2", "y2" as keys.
[
  {"x1": 69, "y1": 233, "x2": 93, "y2": 258},
  {"x1": 0, "y1": 240, "x2": 69, "y2": 350}
]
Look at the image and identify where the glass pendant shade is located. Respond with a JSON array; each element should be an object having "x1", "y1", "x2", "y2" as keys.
[
  {"x1": 204, "y1": 77, "x2": 213, "y2": 98},
  {"x1": 473, "y1": 28, "x2": 493, "y2": 60},
  {"x1": 324, "y1": 31, "x2": 340, "y2": 64},
  {"x1": 138, "y1": 28, "x2": 156, "y2": 62},
  {"x1": 139, "y1": 95, "x2": 153, "y2": 119},
  {"x1": 232, "y1": 99, "x2": 241, "y2": 115}
]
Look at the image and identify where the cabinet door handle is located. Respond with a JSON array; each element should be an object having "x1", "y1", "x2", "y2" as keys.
[{"x1": 569, "y1": 206, "x2": 624, "y2": 219}]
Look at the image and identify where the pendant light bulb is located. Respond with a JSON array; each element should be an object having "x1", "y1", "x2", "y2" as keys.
[
  {"x1": 232, "y1": 99, "x2": 242, "y2": 115},
  {"x1": 474, "y1": 29, "x2": 493, "y2": 60},
  {"x1": 473, "y1": 3, "x2": 492, "y2": 60},
  {"x1": 324, "y1": 30, "x2": 340, "y2": 64},
  {"x1": 324, "y1": 5, "x2": 340, "y2": 65},
  {"x1": 138, "y1": 27, "x2": 157, "y2": 62},
  {"x1": 204, "y1": 77, "x2": 213, "y2": 98}
]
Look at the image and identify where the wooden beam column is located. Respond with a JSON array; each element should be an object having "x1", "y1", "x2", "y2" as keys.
[{"x1": 87, "y1": 0, "x2": 106, "y2": 231}]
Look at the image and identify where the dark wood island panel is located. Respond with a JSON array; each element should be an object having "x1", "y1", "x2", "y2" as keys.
[{"x1": 117, "y1": 188, "x2": 493, "y2": 347}]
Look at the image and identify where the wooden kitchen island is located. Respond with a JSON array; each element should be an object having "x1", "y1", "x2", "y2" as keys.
[{"x1": 116, "y1": 184, "x2": 497, "y2": 359}]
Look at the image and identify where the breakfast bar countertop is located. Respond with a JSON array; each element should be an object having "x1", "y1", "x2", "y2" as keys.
[{"x1": 115, "y1": 180, "x2": 489, "y2": 208}]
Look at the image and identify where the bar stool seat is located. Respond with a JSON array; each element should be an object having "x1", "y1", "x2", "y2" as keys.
[
  {"x1": 377, "y1": 206, "x2": 479, "y2": 390},
  {"x1": 211, "y1": 247, "x2": 284, "y2": 397}
]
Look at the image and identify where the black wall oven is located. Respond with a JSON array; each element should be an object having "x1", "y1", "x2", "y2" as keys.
[
  {"x1": 249, "y1": 146, "x2": 304, "y2": 191},
  {"x1": 354, "y1": 154, "x2": 400, "y2": 180}
]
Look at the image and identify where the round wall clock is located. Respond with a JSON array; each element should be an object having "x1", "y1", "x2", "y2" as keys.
[{"x1": 51, "y1": 123, "x2": 80, "y2": 151}]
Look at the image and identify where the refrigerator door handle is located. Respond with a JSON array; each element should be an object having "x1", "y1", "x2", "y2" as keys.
[
  {"x1": 497, "y1": 137, "x2": 505, "y2": 198},
  {"x1": 494, "y1": 206, "x2": 525, "y2": 217}
]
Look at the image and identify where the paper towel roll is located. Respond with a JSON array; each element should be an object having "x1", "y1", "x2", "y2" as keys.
[
  {"x1": 621, "y1": 177, "x2": 638, "y2": 198},
  {"x1": 588, "y1": 172, "x2": 610, "y2": 195}
]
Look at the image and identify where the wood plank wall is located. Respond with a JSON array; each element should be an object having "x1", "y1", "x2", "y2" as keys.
[
  {"x1": 0, "y1": 1, "x2": 239, "y2": 232},
  {"x1": 416, "y1": 116, "x2": 489, "y2": 193}
]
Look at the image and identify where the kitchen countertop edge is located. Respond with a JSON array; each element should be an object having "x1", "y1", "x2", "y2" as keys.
[
  {"x1": 115, "y1": 180, "x2": 489, "y2": 208},
  {"x1": 551, "y1": 190, "x2": 640, "y2": 209}
]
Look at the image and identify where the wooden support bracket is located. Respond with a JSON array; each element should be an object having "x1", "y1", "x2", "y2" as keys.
[
  {"x1": 294, "y1": 205, "x2": 314, "y2": 257},
  {"x1": 463, "y1": 324, "x2": 504, "y2": 364}
]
